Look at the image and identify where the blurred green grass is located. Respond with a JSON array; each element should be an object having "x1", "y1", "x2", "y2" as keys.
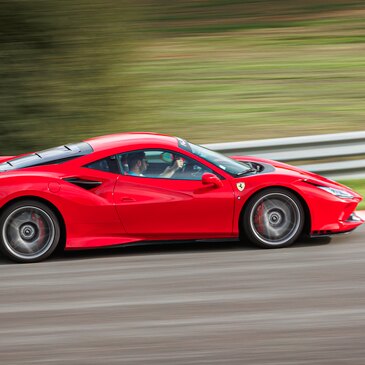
[{"x1": 124, "y1": 5, "x2": 365, "y2": 144}]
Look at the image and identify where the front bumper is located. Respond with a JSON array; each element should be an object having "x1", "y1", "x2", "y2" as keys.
[{"x1": 311, "y1": 211, "x2": 364, "y2": 236}]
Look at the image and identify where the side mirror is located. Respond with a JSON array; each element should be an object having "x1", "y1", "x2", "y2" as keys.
[{"x1": 202, "y1": 173, "x2": 223, "y2": 188}]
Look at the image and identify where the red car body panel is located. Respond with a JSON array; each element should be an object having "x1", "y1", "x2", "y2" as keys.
[
  {"x1": 231, "y1": 156, "x2": 363, "y2": 234},
  {"x1": 0, "y1": 133, "x2": 363, "y2": 250},
  {"x1": 113, "y1": 175, "x2": 235, "y2": 239}
]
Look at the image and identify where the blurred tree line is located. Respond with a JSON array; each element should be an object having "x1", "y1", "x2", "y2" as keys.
[
  {"x1": 142, "y1": 0, "x2": 363, "y2": 34},
  {"x1": 0, "y1": 0, "x2": 134, "y2": 154}
]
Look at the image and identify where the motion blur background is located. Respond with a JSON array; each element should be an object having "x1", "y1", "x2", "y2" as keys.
[
  {"x1": 2, "y1": 0, "x2": 365, "y2": 154},
  {"x1": 2, "y1": 3, "x2": 365, "y2": 364}
]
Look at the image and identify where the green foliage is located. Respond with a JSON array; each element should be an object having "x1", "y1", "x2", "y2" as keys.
[
  {"x1": 0, "y1": 0, "x2": 134, "y2": 154},
  {"x1": 142, "y1": 0, "x2": 364, "y2": 35}
]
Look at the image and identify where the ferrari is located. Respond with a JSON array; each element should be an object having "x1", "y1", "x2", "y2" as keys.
[{"x1": 0, "y1": 132, "x2": 363, "y2": 263}]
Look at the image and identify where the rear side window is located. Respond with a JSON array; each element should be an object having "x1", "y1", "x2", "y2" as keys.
[
  {"x1": 0, "y1": 142, "x2": 93, "y2": 172},
  {"x1": 85, "y1": 156, "x2": 119, "y2": 174}
]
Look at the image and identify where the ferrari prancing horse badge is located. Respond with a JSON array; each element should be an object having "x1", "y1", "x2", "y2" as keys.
[{"x1": 236, "y1": 182, "x2": 245, "y2": 191}]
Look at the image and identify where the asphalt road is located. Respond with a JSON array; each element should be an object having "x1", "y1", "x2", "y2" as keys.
[{"x1": 1, "y1": 227, "x2": 365, "y2": 365}]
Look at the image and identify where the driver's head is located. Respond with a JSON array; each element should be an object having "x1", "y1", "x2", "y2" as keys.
[{"x1": 128, "y1": 152, "x2": 148, "y2": 174}]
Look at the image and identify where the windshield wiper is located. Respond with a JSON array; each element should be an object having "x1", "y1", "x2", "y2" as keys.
[{"x1": 236, "y1": 168, "x2": 257, "y2": 176}]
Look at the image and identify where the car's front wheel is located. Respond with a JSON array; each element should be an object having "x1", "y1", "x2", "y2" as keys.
[
  {"x1": 242, "y1": 188, "x2": 304, "y2": 248},
  {"x1": 0, "y1": 200, "x2": 61, "y2": 263}
]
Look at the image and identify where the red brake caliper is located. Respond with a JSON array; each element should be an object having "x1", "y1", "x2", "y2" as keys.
[
  {"x1": 32, "y1": 212, "x2": 46, "y2": 242},
  {"x1": 254, "y1": 202, "x2": 265, "y2": 235}
]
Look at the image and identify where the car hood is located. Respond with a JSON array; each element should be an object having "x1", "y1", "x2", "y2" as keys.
[{"x1": 230, "y1": 155, "x2": 359, "y2": 194}]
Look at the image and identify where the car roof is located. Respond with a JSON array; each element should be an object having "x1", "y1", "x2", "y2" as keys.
[{"x1": 84, "y1": 132, "x2": 179, "y2": 152}]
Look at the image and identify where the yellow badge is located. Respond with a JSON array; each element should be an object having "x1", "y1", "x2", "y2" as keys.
[{"x1": 236, "y1": 182, "x2": 245, "y2": 191}]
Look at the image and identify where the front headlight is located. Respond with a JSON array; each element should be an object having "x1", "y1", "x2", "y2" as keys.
[{"x1": 317, "y1": 186, "x2": 354, "y2": 199}]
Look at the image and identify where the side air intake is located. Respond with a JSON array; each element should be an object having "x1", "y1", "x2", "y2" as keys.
[{"x1": 63, "y1": 177, "x2": 102, "y2": 190}]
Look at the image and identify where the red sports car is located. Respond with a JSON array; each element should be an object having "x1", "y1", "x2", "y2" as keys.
[{"x1": 0, "y1": 132, "x2": 363, "y2": 263}]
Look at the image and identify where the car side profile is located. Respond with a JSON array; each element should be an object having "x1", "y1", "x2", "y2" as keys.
[{"x1": 0, "y1": 132, "x2": 363, "y2": 263}]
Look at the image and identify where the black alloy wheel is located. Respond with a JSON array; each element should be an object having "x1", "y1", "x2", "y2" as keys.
[
  {"x1": 0, "y1": 200, "x2": 61, "y2": 263},
  {"x1": 242, "y1": 188, "x2": 304, "y2": 248}
]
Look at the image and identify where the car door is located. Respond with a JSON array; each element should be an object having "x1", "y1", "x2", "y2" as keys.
[{"x1": 113, "y1": 149, "x2": 235, "y2": 239}]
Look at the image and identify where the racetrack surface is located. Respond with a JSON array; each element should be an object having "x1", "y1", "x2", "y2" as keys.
[{"x1": 1, "y1": 227, "x2": 365, "y2": 364}]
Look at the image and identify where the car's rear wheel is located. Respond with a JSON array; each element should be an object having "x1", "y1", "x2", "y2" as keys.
[
  {"x1": 0, "y1": 200, "x2": 60, "y2": 263},
  {"x1": 242, "y1": 188, "x2": 304, "y2": 248}
]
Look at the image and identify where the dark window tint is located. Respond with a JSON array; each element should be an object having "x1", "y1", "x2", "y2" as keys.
[
  {"x1": 0, "y1": 142, "x2": 93, "y2": 172},
  {"x1": 85, "y1": 156, "x2": 119, "y2": 174}
]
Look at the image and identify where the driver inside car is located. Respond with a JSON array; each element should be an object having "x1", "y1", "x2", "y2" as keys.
[{"x1": 127, "y1": 151, "x2": 184, "y2": 178}]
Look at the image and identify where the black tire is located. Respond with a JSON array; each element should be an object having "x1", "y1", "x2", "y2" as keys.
[
  {"x1": 242, "y1": 188, "x2": 304, "y2": 249},
  {"x1": 0, "y1": 200, "x2": 61, "y2": 263}
]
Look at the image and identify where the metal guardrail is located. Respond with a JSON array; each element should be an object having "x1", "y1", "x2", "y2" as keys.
[{"x1": 203, "y1": 131, "x2": 365, "y2": 180}]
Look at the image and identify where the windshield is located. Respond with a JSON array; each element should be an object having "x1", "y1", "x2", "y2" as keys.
[{"x1": 177, "y1": 138, "x2": 252, "y2": 176}]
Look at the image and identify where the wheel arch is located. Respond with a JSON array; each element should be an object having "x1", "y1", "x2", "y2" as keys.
[
  {"x1": 0, "y1": 195, "x2": 66, "y2": 250},
  {"x1": 239, "y1": 185, "x2": 311, "y2": 238}
]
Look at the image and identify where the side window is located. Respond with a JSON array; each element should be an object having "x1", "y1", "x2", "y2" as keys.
[
  {"x1": 85, "y1": 155, "x2": 119, "y2": 173},
  {"x1": 117, "y1": 150, "x2": 214, "y2": 180}
]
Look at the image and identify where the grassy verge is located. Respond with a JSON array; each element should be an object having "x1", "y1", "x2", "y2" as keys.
[
  {"x1": 338, "y1": 179, "x2": 365, "y2": 210},
  {"x1": 123, "y1": 8, "x2": 365, "y2": 144}
]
